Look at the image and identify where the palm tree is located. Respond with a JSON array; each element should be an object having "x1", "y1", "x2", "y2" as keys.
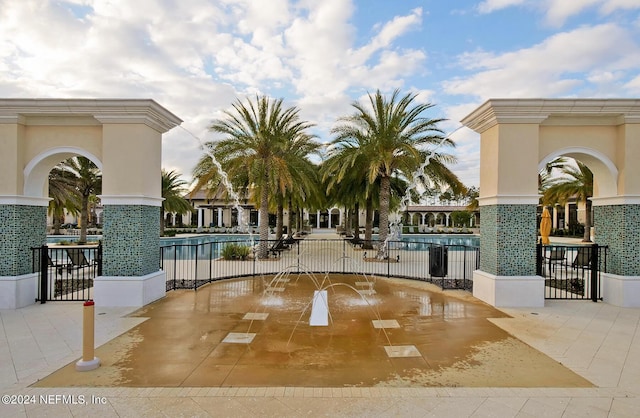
[
  {"x1": 48, "y1": 166, "x2": 81, "y2": 234},
  {"x1": 207, "y1": 95, "x2": 315, "y2": 258},
  {"x1": 59, "y1": 157, "x2": 102, "y2": 244},
  {"x1": 161, "y1": 170, "x2": 193, "y2": 236},
  {"x1": 322, "y1": 146, "x2": 373, "y2": 245},
  {"x1": 271, "y1": 131, "x2": 321, "y2": 239},
  {"x1": 541, "y1": 159, "x2": 594, "y2": 242},
  {"x1": 331, "y1": 89, "x2": 463, "y2": 255}
]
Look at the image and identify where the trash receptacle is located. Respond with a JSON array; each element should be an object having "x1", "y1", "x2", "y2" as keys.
[{"x1": 429, "y1": 246, "x2": 448, "y2": 277}]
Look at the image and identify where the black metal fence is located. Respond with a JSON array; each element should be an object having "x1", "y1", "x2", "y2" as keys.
[
  {"x1": 32, "y1": 245, "x2": 102, "y2": 303},
  {"x1": 536, "y1": 243, "x2": 606, "y2": 301},
  {"x1": 160, "y1": 238, "x2": 479, "y2": 292}
]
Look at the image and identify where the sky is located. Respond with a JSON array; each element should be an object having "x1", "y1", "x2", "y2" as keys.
[{"x1": 1, "y1": 0, "x2": 639, "y2": 190}]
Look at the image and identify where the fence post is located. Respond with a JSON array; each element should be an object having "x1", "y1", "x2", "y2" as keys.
[
  {"x1": 297, "y1": 238, "x2": 300, "y2": 274},
  {"x1": 194, "y1": 244, "x2": 198, "y2": 290},
  {"x1": 39, "y1": 245, "x2": 48, "y2": 304},
  {"x1": 590, "y1": 243, "x2": 599, "y2": 302},
  {"x1": 97, "y1": 242, "x2": 103, "y2": 276},
  {"x1": 535, "y1": 242, "x2": 543, "y2": 277},
  {"x1": 173, "y1": 246, "x2": 177, "y2": 291}
]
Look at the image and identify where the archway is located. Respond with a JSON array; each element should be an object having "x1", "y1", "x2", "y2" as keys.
[
  {"x1": 462, "y1": 98, "x2": 640, "y2": 308},
  {"x1": 0, "y1": 99, "x2": 182, "y2": 309}
]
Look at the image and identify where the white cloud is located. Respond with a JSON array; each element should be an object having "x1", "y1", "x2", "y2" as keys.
[
  {"x1": 477, "y1": 0, "x2": 526, "y2": 14},
  {"x1": 476, "y1": 0, "x2": 640, "y2": 26},
  {"x1": 0, "y1": 0, "x2": 429, "y2": 184},
  {"x1": 444, "y1": 23, "x2": 640, "y2": 100}
]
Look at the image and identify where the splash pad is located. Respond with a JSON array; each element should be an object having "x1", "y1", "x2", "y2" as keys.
[{"x1": 35, "y1": 273, "x2": 591, "y2": 388}]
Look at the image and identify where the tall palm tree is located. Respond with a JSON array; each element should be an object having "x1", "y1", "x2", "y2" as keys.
[
  {"x1": 541, "y1": 159, "x2": 594, "y2": 242},
  {"x1": 59, "y1": 157, "x2": 102, "y2": 244},
  {"x1": 161, "y1": 170, "x2": 193, "y2": 236},
  {"x1": 268, "y1": 129, "x2": 321, "y2": 239},
  {"x1": 207, "y1": 95, "x2": 315, "y2": 258},
  {"x1": 331, "y1": 89, "x2": 463, "y2": 255},
  {"x1": 48, "y1": 166, "x2": 81, "y2": 234}
]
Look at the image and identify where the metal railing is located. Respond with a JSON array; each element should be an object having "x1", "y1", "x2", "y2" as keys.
[
  {"x1": 32, "y1": 244, "x2": 102, "y2": 303},
  {"x1": 160, "y1": 238, "x2": 479, "y2": 292},
  {"x1": 536, "y1": 243, "x2": 607, "y2": 301}
]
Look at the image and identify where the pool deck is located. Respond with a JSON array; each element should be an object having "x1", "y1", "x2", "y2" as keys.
[{"x1": 1, "y1": 232, "x2": 639, "y2": 417}]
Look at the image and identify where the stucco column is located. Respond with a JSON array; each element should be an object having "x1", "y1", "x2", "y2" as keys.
[
  {"x1": 462, "y1": 112, "x2": 545, "y2": 308},
  {"x1": 217, "y1": 208, "x2": 223, "y2": 227},
  {"x1": 95, "y1": 111, "x2": 181, "y2": 307},
  {"x1": 0, "y1": 119, "x2": 48, "y2": 308},
  {"x1": 0, "y1": 197, "x2": 48, "y2": 308}
]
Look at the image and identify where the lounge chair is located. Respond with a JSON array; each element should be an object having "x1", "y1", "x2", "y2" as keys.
[
  {"x1": 65, "y1": 248, "x2": 94, "y2": 272},
  {"x1": 283, "y1": 234, "x2": 298, "y2": 246},
  {"x1": 47, "y1": 255, "x2": 65, "y2": 275},
  {"x1": 571, "y1": 247, "x2": 592, "y2": 278},
  {"x1": 268, "y1": 238, "x2": 290, "y2": 256},
  {"x1": 543, "y1": 246, "x2": 566, "y2": 275}
]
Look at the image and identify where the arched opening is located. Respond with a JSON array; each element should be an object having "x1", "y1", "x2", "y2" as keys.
[{"x1": 24, "y1": 146, "x2": 103, "y2": 198}]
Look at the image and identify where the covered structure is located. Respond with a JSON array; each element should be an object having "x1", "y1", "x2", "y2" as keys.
[
  {"x1": 0, "y1": 99, "x2": 182, "y2": 308},
  {"x1": 462, "y1": 98, "x2": 640, "y2": 308}
]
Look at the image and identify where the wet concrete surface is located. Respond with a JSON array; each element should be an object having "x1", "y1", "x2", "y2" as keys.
[{"x1": 34, "y1": 274, "x2": 592, "y2": 388}]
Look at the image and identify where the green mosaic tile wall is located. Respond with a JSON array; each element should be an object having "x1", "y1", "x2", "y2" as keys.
[
  {"x1": 0, "y1": 205, "x2": 46, "y2": 276},
  {"x1": 480, "y1": 204, "x2": 537, "y2": 276},
  {"x1": 102, "y1": 205, "x2": 160, "y2": 276},
  {"x1": 594, "y1": 204, "x2": 640, "y2": 276}
]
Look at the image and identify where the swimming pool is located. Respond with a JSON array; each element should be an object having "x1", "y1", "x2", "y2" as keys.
[
  {"x1": 401, "y1": 234, "x2": 479, "y2": 249},
  {"x1": 46, "y1": 235, "x2": 102, "y2": 244},
  {"x1": 160, "y1": 234, "x2": 254, "y2": 246}
]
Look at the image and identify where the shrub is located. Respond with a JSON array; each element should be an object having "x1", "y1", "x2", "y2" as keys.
[{"x1": 221, "y1": 243, "x2": 252, "y2": 260}]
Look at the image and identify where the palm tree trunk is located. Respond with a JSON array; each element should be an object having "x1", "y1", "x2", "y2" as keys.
[
  {"x1": 258, "y1": 180, "x2": 270, "y2": 259},
  {"x1": 353, "y1": 202, "x2": 360, "y2": 240},
  {"x1": 344, "y1": 206, "x2": 352, "y2": 236},
  {"x1": 287, "y1": 197, "x2": 294, "y2": 236},
  {"x1": 79, "y1": 194, "x2": 89, "y2": 244},
  {"x1": 378, "y1": 175, "x2": 391, "y2": 250},
  {"x1": 583, "y1": 199, "x2": 592, "y2": 242},
  {"x1": 363, "y1": 197, "x2": 374, "y2": 249},
  {"x1": 276, "y1": 203, "x2": 284, "y2": 240}
]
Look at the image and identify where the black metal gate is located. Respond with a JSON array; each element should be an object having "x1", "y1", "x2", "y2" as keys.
[
  {"x1": 537, "y1": 243, "x2": 606, "y2": 301},
  {"x1": 32, "y1": 244, "x2": 102, "y2": 303}
]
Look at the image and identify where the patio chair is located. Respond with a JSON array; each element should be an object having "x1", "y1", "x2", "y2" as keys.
[
  {"x1": 572, "y1": 247, "x2": 592, "y2": 278},
  {"x1": 65, "y1": 248, "x2": 94, "y2": 272},
  {"x1": 268, "y1": 238, "x2": 289, "y2": 257},
  {"x1": 47, "y1": 255, "x2": 65, "y2": 275},
  {"x1": 543, "y1": 247, "x2": 566, "y2": 275}
]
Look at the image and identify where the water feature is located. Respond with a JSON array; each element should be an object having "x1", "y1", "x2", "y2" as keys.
[
  {"x1": 178, "y1": 126, "x2": 246, "y2": 232},
  {"x1": 379, "y1": 125, "x2": 466, "y2": 258}
]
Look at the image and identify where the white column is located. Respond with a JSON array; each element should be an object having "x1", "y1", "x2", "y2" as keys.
[
  {"x1": 317, "y1": 210, "x2": 321, "y2": 228},
  {"x1": 197, "y1": 207, "x2": 203, "y2": 228},
  {"x1": 445, "y1": 213, "x2": 451, "y2": 227},
  {"x1": 552, "y1": 206, "x2": 558, "y2": 229},
  {"x1": 217, "y1": 208, "x2": 223, "y2": 227}
]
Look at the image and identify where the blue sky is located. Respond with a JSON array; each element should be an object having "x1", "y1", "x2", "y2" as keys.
[{"x1": 1, "y1": 0, "x2": 639, "y2": 190}]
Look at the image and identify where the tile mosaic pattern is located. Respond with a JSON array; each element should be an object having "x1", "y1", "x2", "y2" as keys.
[
  {"x1": 102, "y1": 205, "x2": 160, "y2": 277},
  {"x1": 594, "y1": 205, "x2": 640, "y2": 276},
  {"x1": 0, "y1": 205, "x2": 46, "y2": 276},
  {"x1": 480, "y1": 204, "x2": 537, "y2": 276}
]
